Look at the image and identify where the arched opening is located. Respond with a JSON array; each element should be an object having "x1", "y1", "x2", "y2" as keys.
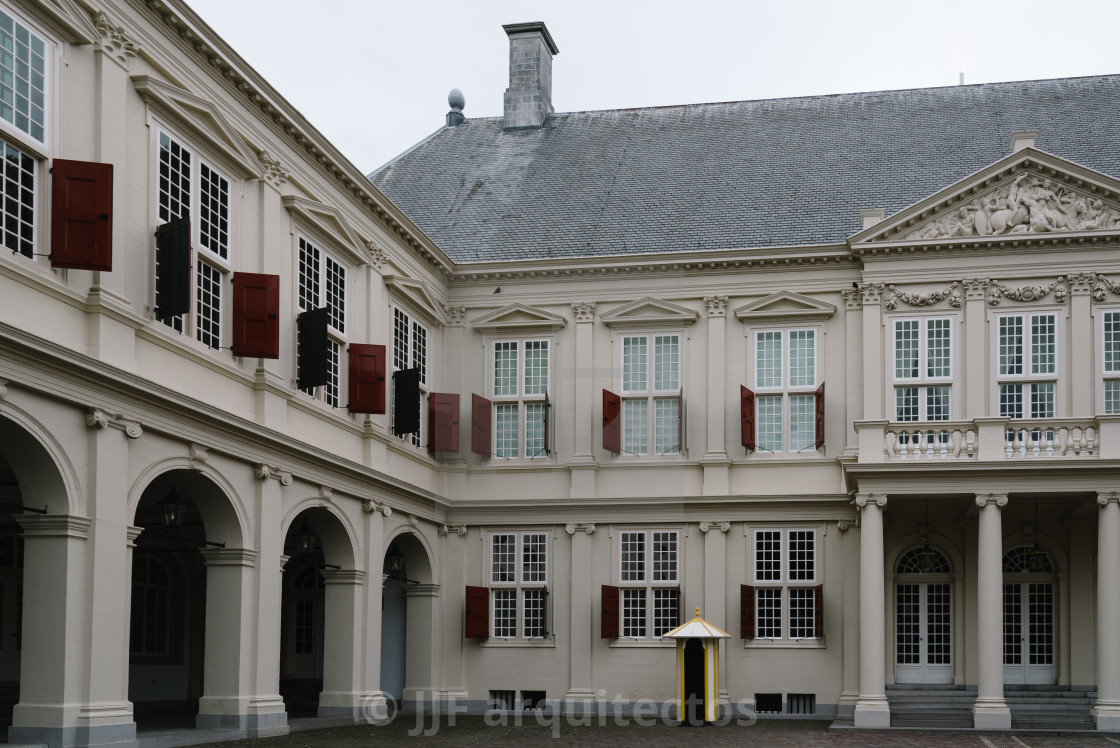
[
  {"x1": 0, "y1": 450, "x2": 26, "y2": 731},
  {"x1": 894, "y1": 546, "x2": 953, "y2": 684},
  {"x1": 380, "y1": 532, "x2": 433, "y2": 707},
  {"x1": 128, "y1": 469, "x2": 241, "y2": 728},
  {"x1": 1002, "y1": 545, "x2": 1056, "y2": 685},
  {"x1": 683, "y1": 638, "x2": 705, "y2": 726},
  {"x1": 279, "y1": 507, "x2": 359, "y2": 717}
]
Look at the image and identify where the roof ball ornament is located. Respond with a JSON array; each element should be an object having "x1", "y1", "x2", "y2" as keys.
[{"x1": 447, "y1": 89, "x2": 466, "y2": 126}]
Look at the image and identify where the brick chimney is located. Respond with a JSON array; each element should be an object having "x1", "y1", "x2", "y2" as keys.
[{"x1": 502, "y1": 22, "x2": 559, "y2": 129}]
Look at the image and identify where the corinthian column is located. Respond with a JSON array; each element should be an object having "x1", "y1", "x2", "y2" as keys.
[
  {"x1": 853, "y1": 493, "x2": 889, "y2": 727},
  {"x1": 973, "y1": 493, "x2": 1010, "y2": 729}
]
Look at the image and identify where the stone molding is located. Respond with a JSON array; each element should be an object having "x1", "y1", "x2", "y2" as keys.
[
  {"x1": 86, "y1": 408, "x2": 142, "y2": 439},
  {"x1": 698, "y1": 521, "x2": 730, "y2": 533},
  {"x1": 565, "y1": 522, "x2": 596, "y2": 535},
  {"x1": 362, "y1": 500, "x2": 393, "y2": 516},
  {"x1": 404, "y1": 583, "x2": 440, "y2": 597},
  {"x1": 255, "y1": 463, "x2": 293, "y2": 486},
  {"x1": 438, "y1": 524, "x2": 467, "y2": 536},
  {"x1": 15, "y1": 513, "x2": 91, "y2": 538},
  {"x1": 703, "y1": 296, "x2": 728, "y2": 318},
  {"x1": 200, "y1": 548, "x2": 259, "y2": 567},
  {"x1": 854, "y1": 493, "x2": 887, "y2": 508},
  {"x1": 126, "y1": 525, "x2": 144, "y2": 547},
  {"x1": 975, "y1": 493, "x2": 1009, "y2": 508},
  {"x1": 321, "y1": 569, "x2": 366, "y2": 585}
]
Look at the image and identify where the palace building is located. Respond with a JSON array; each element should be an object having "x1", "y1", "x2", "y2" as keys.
[{"x1": 0, "y1": 2, "x2": 1119, "y2": 745}]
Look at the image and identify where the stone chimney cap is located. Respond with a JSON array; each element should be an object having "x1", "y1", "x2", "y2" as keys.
[{"x1": 503, "y1": 22, "x2": 559, "y2": 55}]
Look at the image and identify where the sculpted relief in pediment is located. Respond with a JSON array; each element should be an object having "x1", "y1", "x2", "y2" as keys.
[{"x1": 904, "y1": 173, "x2": 1120, "y2": 241}]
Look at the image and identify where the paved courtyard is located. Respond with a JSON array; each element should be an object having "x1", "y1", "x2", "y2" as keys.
[{"x1": 206, "y1": 716, "x2": 1120, "y2": 747}]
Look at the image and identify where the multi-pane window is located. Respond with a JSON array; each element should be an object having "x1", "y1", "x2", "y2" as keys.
[
  {"x1": 156, "y1": 131, "x2": 233, "y2": 349},
  {"x1": 493, "y1": 340, "x2": 550, "y2": 458},
  {"x1": 490, "y1": 532, "x2": 548, "y2": 639},
  {"x1": 752, "y1": 529, "x2": 818, "y2": 640},
  {"x1": 893, "y1": 318, "x2": 952, "y2": 421},
  {"x1": 296, "y1": 236, "x2": 346, "y2": 407},
  {"x1": 0, "y1": 9, "x2": 46, "y2": 143},
  {"x1": 998, "y1": 313, "x2": 1056, "y2": 419},
  {"x1": 0, "y1": 140, "x2": 33, "y2": 258},
  {"x1": 618, "y1": 530, "x2": 680, "y2": 638},
  {"x1": 621, "y1": 334, "x2": 681, "y2": 455},
  {"x1": 393, "y1": 307, "x2": 428, "y2": 447},
  {"x1": 130, "y1": 555, "x2": 172, "y2": 657},
  {"x1": 754, "y1": 329, "x2": 818, "y2": 451},
  {"x1": 1103, "y1": 312, "x2": 1120, "y2": 414}
]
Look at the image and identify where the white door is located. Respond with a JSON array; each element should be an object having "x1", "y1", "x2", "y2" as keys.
[
  {"x1": 895, "y1": 582, "x2": 953, "y2": 684},
  {"x1": 1003, "y1": 582, "x2": 1055, "y2": 685}
]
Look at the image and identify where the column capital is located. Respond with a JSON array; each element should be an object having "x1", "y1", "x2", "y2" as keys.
[
  {"x1": 321, "y1": 569, "x2": 366, "y2": 585},
  {"x1": 362, "y1": 499, "x2": 393, "y2": 516},
  {"x1": 570, "y1": 302, "x2": 597, "y2": 323},
  {"x1": 976, "y1": 493, "x2": 1008, "y2": 508},
  {"x1": 126, "y1": 525, "x2": 144, "y2": 547},
  {"x1": 86, "y1": 408, "x2": 142, "y2": 439},
  {"x1": 404, "y1": 583, "x2": 440, "y2": 597},
  {"x1": 438, "y1": 523, "x2": 467, "y2": 536},
  {"x1": 698, "y1": 521, "x2": 730, "y2": 533},
  {"x1": 1098, "y1": 492, "x2": 1120, "y2": 506},
  {"x1": 565, "y1": 522, "x2": 596, "y2": 535},
  {"x1": 200, "y1": 548, "x2": 259, "y2": 567},
  {"x1": 703, "y1": 296, "x2": 728, "y2": 318},
  {"x1": 854, "y1": 493, "x2": 887, "y2": 508}
]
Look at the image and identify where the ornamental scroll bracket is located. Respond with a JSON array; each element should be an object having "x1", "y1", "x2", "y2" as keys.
[
  {"x1": 837, "y1": 518, "x2": 860, "y2": 532},
  {"x1": 254, "y1": 463, "x2": 293, "y2": 486},
  {"x1": 565, "y1": 522, "x2": 596, "y2": 535},
  {"x1": 362, "y1": 500, "x2": 393, "y2": 517},
  {"x1": 438, "y1": 524, "x2": 468, "y2": 536},
  {"x1": 86, "y1": 408, "x2": 143, "y2": 439},
  {"x1": 698, "y1": 521, "x2": 731, "y2": 533}
]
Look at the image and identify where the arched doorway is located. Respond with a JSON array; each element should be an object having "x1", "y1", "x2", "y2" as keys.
[
  {"x1": 380, "y1": 532, "x2": 433, "y2": 707},
  {"x1": 0, "y1": 450, "x2": 25, "y2": 729},
  {"x1": 1002, "y1": 545, "x2": 1056, "y2": 685},
  {"x1": 894, "y1": 546, "x2": 953, "y2": 684}
]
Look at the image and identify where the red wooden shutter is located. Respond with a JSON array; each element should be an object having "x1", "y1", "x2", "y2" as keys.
[
  {"x1": 348, "y1": 344, "x2": 386, "y2": 413},
  {"x1": 601, "y1": 584, "x2": 620, "y2": 638},
  {"x1": 741, "y1": 584, "x2": 756, "y2": 640},
  {"x1": 428, "y1": 393, "x2": 460, "y2": 454},
  {"x1": 465, "y1": 585, "x2": 490, "y2": 639},
  {"x1": 471, "y1": 394, "x2": 492, "y2": 457},
  {"x1": 740, "y1": 386, "x2": 756, "y2": 451},
  {"x1": 814, "y1": 584, "x2": 824, "y2": 638},
  {"x1": 51, "y1": 159, "x2": 113, "y2": 271},
  {"x1": 603, "y1": 390, "x2": 621, "y2": 455},
  {"x1": 230, "y1": 273, "x2": 279, "y2": 358},
  {"x1": 814, "y1": 382, "x2": 826, "y2": 450}
]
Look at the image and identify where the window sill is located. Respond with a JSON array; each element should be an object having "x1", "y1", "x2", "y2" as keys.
[
  {"x1": 744, "y1": 637, "x2": 825, "y2": 650},
  {"x1": 608, "y1": 638, "x2": 677, "y2": 648},
  {"x1": 478, "y1": 638, "x2": 556, "y2": 648}
]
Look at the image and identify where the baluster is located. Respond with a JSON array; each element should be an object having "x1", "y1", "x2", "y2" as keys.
[
  {"x1": 1087, "y1": 427, "x2": 1097, "y2": 455},
  {"x1": 950, "y1": 429, "x2": 962, "y2": 458},
  {"x1": 885, "y1": 430, "x2": 897, "y2": 459},
  {"x1": 1026, "y1": 428, "x2": 1038, "y2": 457},
  {"x1": 1012, "y1": 428, "x2": 1024, "y2": 457},
  {"x1": 1056, "y1": 427, "x2": 1069, "y2": 456},
  {"x1": 966, "y1": 429, "x2": 976, "y2": 458},
  {"x1": 937, "y1": 430, "x2": 948, "y2": 458}
]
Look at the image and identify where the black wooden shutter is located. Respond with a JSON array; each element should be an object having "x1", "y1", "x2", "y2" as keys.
[
  {"x1": 155, "y1": 213, "x2": 190, "y2": 319},
  {"x1": 543, "y1": 392, "x2": 551, "y2": 455},
  {"x1": 471, "y1": 394, "x2": 492, "y2": 457},
  {"x1": 541, "y1": 589, "x2": 550, "y2": 638},
  {"x1": 601, "y1": 585, "x2": 620, "y2": 638},
  {"x1": 677, "y1": 387, "x2": 684, "y2": 454},
  {"x1": 741, "y1": 385, "x2": 756, "y2": 451},
  {"x1": 393, "y1": 368, "x2": 421, "y2": 436},
  {"x1": 814, "y1": 583, "x2": 824, "y2": 638},
  {"x1": 297, "y1": 308, "x2": 329, "y2": 389},
  {"x1": 741, "y1": 584, "x2": 756, "y2": 640},
  {"x1": 465, "y1": 585, "x2": 490, "y2": 639},
  {"x1": 814, "y1": 382, "x2": 826, "y2": 450}
]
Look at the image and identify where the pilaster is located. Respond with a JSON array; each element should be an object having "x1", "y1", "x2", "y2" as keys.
[
  {"x1": 1069, "y1": 275, "x2": 1093, "y2": 416},
  {"x1": 859, "y1": 285, "x2": 884, "y2": 420},
  {"x1": 1094, "y1": 492, "x2": 1120, "y2": 730},
  {"x1": 853, "y1": 493, "x2": 889, "y2": 727},
  {"x1": 841, "y1": 289, "x2": 862, "y2": 454},
  {"x1": 962, "y1": 279, "x2": 989, "y2": 416},
  {"x1": 569, "y1": 303, "x2": 598, "y2": 498},
  {"x1": 360, "y1": 505, "x2": 389, "y2": 717},
  {"x1": 318, "y1": 569, "x2": 367, "y2": 720},
  {"x1": 565, "y1": 523, "x2": 595, "y2": 705}
]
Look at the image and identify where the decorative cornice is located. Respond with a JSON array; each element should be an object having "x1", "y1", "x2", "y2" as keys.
[
  {"x1": 698, "y1": 521, "x2": 731, "y2": 533},
  {"x1": 565, "y1": 522, "x2": 596, "y2": 535},
  {"x1": 854, "y1": 493, "x2": 887, "y2": 508},
  {"x1": 1097, "y1": 492, "x2": 1120, "y2": 506},
  {"x1": 703, "y1": 296, "x2": 728, "y2": 318},
  {"x1": 438, "y1": 524, "x2": 467, "y2": 536},
  {"x1": 258, "y1": 150, "x2": 288, "y2": 187},
  {"x1": 86, "y1": 408, "x2": 142, "y2": 439},
  {"x1": 570, "y1": 302, "x2": 597, "y2": 323},
  {"x1": 362, "y1": 499, "x2": 393, "y2": 516},
  {"x1": 93, "y1": 11, "x2": 139, "y2": 68},
  {"x1": 188, "y1": 444, "x2": 208, "y2": 471},
  {"x1": 255, "y1": 463, "x2": 293, "y2": 486},
  {"x1": 884, "y1": 282, "x2": 961, "y2": 310},
  {"x1": 975, "y1": 493, "x2": 1008, "y2": 508}
]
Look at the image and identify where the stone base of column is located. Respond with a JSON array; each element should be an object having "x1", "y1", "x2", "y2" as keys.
[
  {"x1": 8, "y1": 723, "x2": 137, "y2": 748},
  {"x1": 563, "y1": 690, "x2": 596, "y2": 716},
  {"x1": 1093, "y1": 701, "x2": 1120, "y2": 731},
  {"x1": 317, "y1": 690, "x2": 362, "y2": 721},
  {"x1": 10, "y1": 702, "x2": 138, "y2": 748},
  {"x1": 972, "y1": 698, "x2": 1011, "y2": 729},
  {"x1": 836, "y1": 690, "x2": 859, "y2": 717},
  {"x1": 853, "y1": 695, "x2": 890, "y2": 727}
]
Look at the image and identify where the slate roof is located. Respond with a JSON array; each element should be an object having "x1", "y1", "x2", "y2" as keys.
[{"x1": 370, "y1": 75, "x2": 1120, "y2": 264}]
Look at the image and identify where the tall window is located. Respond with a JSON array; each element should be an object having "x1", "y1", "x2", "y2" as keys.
[
  {"x1": 752, "y1": 529, "x2": 818, "y2": 640},
  {"x1": 490, "y1": 532, "x2": 548, "y2": 639},
  {"x1": 1103, "y1": 311, "x2": 1120, "y2": 414},
  {"x1": 0, "y1": 141, "x2": 34, "y2": 258},
  {"x1": 393, "y1": 307, "x2": 428, "y2": 447},
  {"x1": 618, "y1": 530, "x2": 679, "y2": 638},
  {"x1": 156, "y1": 130, "x2": 233, "y2": 350},
  {"x1": 0, "y1": 9, "x2": 46, "y2": 143},
  {"x1": 130, "y1": 555, "x2": 173, "y2": 657},
  {"x1": 621, "y1": 334, "x2": 681, "y2": 455},
  {"x1": 755, "y1": 329, "x2": 818, "y2": 451},
  {"x1": 296, "y1": 236, "x2": 346, "y2": 406},
  {"x1": 492, "y1": 339, "x2": 549, "y2": 458},
  {"x1": 893, "y1": 318, "x2": 951, "y2": 421},
  {"x1": 998, "y1": 313, "x2": 1055, "y2": 419}
]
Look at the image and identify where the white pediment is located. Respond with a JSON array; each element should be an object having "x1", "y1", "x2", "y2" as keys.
[
  {"x1": 131, "y1": 75, "x2": 262, "y2": 178},
  {"x1": 734, "y1": 291, "x2": 836, "y2": 321},
  {"x1": 469, "y1": 304, "x2": 567, "y2": 333},
  {"x1": 282, "y1": 196, "x2": 368, "y2": 266},
  {"x1": 384, "y1": 275, "x2": 445, "y2": 326},
  {"x1": 851, "y1": 148, "x2": 1120, "y2": 250},
  {"x1": 599, "y1": 297, "x2": 700, "y2": 328},
  {"x1": 31, "y1": 0, "x2": 98, "y2": 43}
]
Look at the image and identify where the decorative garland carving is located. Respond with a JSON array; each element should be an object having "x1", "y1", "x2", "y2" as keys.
[
  {"x1": 883, "y1": 282, "x2": 961, "y2": 310},
  {"x1": 367, "y1": 242, "x2": 388, "y2": 270},
  {"x1": 987, "y1": 277, "x2": 1067, "y2": 306},
  {"x1": 873, "y1": 272, "x2": 1120, "y2": 308}
]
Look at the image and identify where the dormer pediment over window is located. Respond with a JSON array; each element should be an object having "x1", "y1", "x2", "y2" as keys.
[
  {"x1": 131, "y1": 75, "x2": 261, "y2": 178},
  {"x1": 469, "y1": 303, "x2": 566, "y2": 333},
  {"x1": 32, "y1": 0, "x2": 98, "y2": 42},
  {"x1": 282, "y1": 195, "x2": 368, "y2": 265},
  {"x1": 600, "y1": 297, "x2": 699, "y2": 329},
  {"x1": 850, "y1": 148, "x2": 1120, "y2": 255},
  {"x1": 384, "y1": 275, "x2": 446, "y2": 326},
  {"x1": 734, "y1": 291, "x2": 836, "y2": 323}
]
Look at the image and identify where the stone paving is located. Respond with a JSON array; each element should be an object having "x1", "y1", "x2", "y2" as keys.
[{"x1": 207, "y1": 715, "x2": 1120, "y2": 748}]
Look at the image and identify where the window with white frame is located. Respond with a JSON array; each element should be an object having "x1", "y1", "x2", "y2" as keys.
[
  {"x1": 1103, "y1": 311, "x2": 1120, "y2": 414},
  {"x1": 892, "y1": 318, "x2": 952, "y2": 421},
  {"x1": 489, "y1": 532, "x2": 548, "y2": 639},
  {"x1": 752, "y1": 529, "x2": 818, "y2": 640},
  {"x1": 296, "y1": 235, "x2": 346, "y2": 406},
  {"x1": 621, "y1": 334, "x2": 681, "y2": 455},
  {"x1": 997, "y1": 313, "x2": 1056, "y2": 419},
  {"x1": 492, "y1": 339, "x2": 549, "y2": 458},
  {"x1": 155, "y1": 130, "x2": 233, "y2": 350},
  {"x1": 393, "y1": 307, "x2": 428, "y2": 447},
  {"x1": 754, "y1": 329, "x2": 818, "y2": 451},
  {"x1": 618, "y1": 530, "x2": 680, "y2": 638}
]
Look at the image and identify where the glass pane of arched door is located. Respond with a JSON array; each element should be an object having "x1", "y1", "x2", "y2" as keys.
[
  {"x1": 894, "y1": 547, "x2": 953, "y2": 684},
  {"x1": 1002, "y1": 547, "x2": 1055, "y2": 685}
]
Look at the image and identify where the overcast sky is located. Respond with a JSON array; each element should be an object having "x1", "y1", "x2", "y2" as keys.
[{"x1": 184, "y1": 0, "x2": 1120, "y2": 174}]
